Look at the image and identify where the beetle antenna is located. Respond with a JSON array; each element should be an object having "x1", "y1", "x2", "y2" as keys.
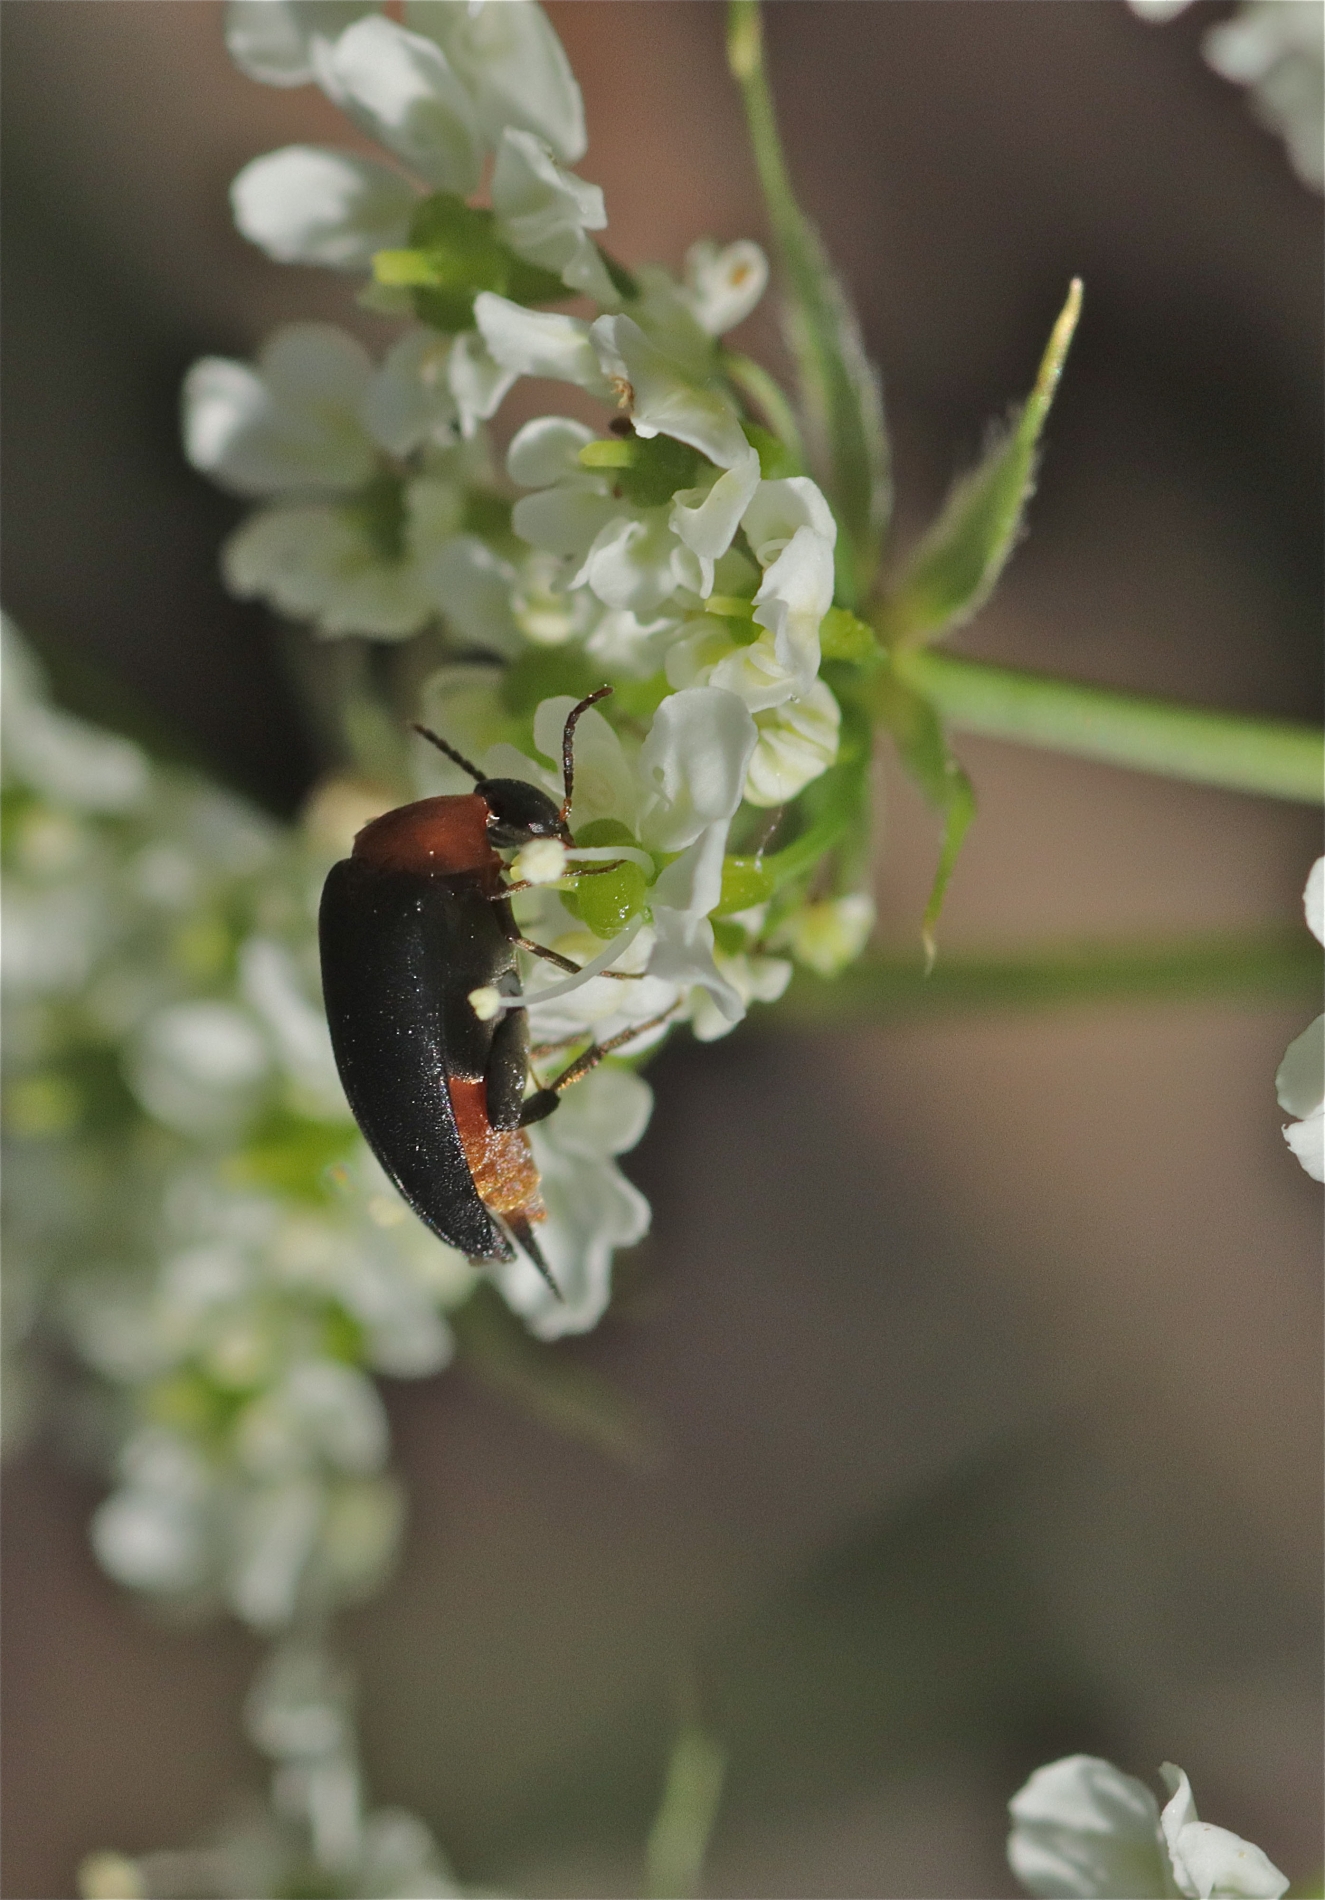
[
  {"x1": 411, "y1": 724, "x2": 483, "y2": 781},
  {"x1": 559, "y1": 686, "x2": 613, "y2": 822}
]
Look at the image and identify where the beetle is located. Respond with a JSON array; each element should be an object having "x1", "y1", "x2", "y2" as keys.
[{"x1": 318, "y1": 688, "x2": 662, "y2": 1293}]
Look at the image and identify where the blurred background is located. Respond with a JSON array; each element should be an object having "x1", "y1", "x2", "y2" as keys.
[{"x1": 2, "y1": 3, "x2": 1321, "y2": 1895}]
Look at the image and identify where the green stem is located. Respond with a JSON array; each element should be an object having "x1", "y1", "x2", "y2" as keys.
[
  {"x1": 720, "y1": 348, "x2": 807, "y2": 468},
  {"x1": 769, "y1": 929, "x2": 1322, "y2": 1025},
  {"x1": 891, "y1": 648, "x2": 1324, "y2": 804},
  {"x1": 726, "y1": 0, "x2": 890, "y2": 604}
]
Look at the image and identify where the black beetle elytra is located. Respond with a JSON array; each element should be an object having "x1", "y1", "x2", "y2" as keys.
[{"x1": 318, "y1": 689, "x2": 665, "y2": 1293}]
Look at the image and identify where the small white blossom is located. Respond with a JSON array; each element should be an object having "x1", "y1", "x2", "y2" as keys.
[
  {"x1": 490, "y1": 127, "x2": 615, "y2": 304},
  {"x1": 770, "y1": 892, "x2": 876, "y2": 977},
  {"x1": 405, "y1": 0, "x2": 587, "y2": 163},
  {"x1": 1277, "y1": 856, "x2": 1324, "y2": 1180},
  {"x1": 225, "y1": 1, "x2": 378, "y2": 88},
  {"x1": 1008, "y1": 1755, "x2": 1289, "y2": 1900},
  {"x1": 314, "y1": 15, "x2": 484, "y2": 195},
  {"x1": 681, "y1": 238, "x2": 770, "y2": 336}
]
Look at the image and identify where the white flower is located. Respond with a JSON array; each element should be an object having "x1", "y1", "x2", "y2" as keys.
[
  {"x1": 314, "y1": 15, "x2": 484, "y2": 194},
  {"x1": 184, "y1": 323, "x2": 484, "y2": 638},
  {"x1": 680, "y1": 238, "x2": 770, "y2": 336},
  {"x1": 404, "y1": 0, "x2": 587, "y2": 163},
  {"x1": 490, "y1": 127, "x2": 615, "y2": 304},
  {"x1": 232, "y1": 145, "x2": 418, "y2": 268},
  {"x1": 1129, "y1": 0, "x2": 1324, "y2": 192},
  {"x1": 1277, "y1": 855, "x2": 1324, "y2": 1180},
  {"x1": 231, "y1": 8, "x2": 601, "y2": 302},
  {"x1": 225, "y1": 1, "x2": 378, "y2": 87},
  {"x1": 494, "y1": 1065, "x2": 652, "y2": 1338},
  {"x1": 1007, "y1": 1755, "x2": 1289, "y2": 1900},
  {"x1": 770, "y1": 892, "x2": 875, "y2": 977}
]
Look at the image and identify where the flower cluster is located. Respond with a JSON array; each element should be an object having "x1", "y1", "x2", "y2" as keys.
[
  {"x1": 184, "y1": 0, "x2": 877, "y2": 1080},
  {"x1": 0, "y1": 622, "x2": 653, "y2": 1643},
  {"x1": 1007, "y1": 1754, "x2": 1288, "y2": 1900},
  {"x1": 80, "y1": 1640, "x2": 464, "y2": 1900}
]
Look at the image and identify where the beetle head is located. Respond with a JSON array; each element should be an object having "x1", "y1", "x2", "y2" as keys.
[{"x1": 478, "y1": 778, "x2": 570, "y2": 849}]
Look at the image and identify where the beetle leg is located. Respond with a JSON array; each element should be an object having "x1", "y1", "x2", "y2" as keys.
[{"x1": 519, "y1": 1007, "x2": 680, "y2": 1126}]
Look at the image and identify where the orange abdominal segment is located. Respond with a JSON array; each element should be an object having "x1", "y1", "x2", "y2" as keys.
[{"x1": 447, "y1": 1076, "x2": 546, "y2": 1223}]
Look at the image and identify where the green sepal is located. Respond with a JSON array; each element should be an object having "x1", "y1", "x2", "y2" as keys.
[
  {"x1": 819, "y1": 605, "x2": 880, "y2": 666},
  {"x1": 873, "y1": 663, "x2": 975, "y2": 967},
  {"x1": 879, "y1": 280, "x2": 1082, "y2": 648},
  {"x1": 741, "y1": 420, "x2": 799, "y2": 480},
  {"x1": 615, "y1": 434, "x2": 706, "y2": 509},
  {"x1": 379, "y1": 192, "x2": 569, "y2": 334},
  {"x1": 714, "y1": 855, "x2": 776, "y2": 916}
]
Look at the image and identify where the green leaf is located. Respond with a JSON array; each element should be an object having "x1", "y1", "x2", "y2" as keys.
[
  {"x1": 880, "y1": 279, "x2": 1082, "y2": 647},
  {"x1": 874, "y1": 665, "x2": 976, "y2": 966},
  {"x1": 645, "y1": 1725, "x2": 727, "y2": 1900},
  {"x1": 727, "y1": 0, "x2": 890, "y2": 607},
  {"x1": 818, "y1": 605, "x2": 880, "y2": 666}
]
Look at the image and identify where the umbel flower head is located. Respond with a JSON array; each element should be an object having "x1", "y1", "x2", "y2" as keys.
[{"x1": 1007, "y1": 1755, "x2": 1288, "y2": 1900}]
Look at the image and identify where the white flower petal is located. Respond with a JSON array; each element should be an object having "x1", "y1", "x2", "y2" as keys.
[
  {"x1": 507, "y1": 414, "x2": 597, "y2": 488},
  {"x1": 222, "y1": 504, "x2": 434, "y2": 639},
  {"x1": 405, "y1": 0, "x2": 587, "y2": 162},
  {"x1": 425, "y1": 536, "x2": 520, "y2": 653},
  {"x1": 231, "y1": 145, "x2": 417, "y2": 268},
  {"x1": 1007, "y1": 1756, "x2": 1168, "y2": 1899},
  {"x1": 706, "y1": 629, "x2": 797, "y2": 714},
  {"x1": 682, "y1": 238, "x2": 769, "y2": 335},
  {"x1": 637, "y1": 687, "x2": 757, "y2": 851},
  {"x1": 590, "y1": 314, "x2": 751, "y2": 469},
  {"x1": 445, "y1": 329, "x2": 518, "y2": 436},
  {"x1": 1283, "y1": 1106, "x2": 1325, "y2": 1182},
  {"x1": 1159, "y1": 1765, "x2": 1288, "y2": 1900},
  {"x1": 184, "y1": 325, "x2": 378, "y2": 496},
  {"x1": 575, "y1": 510, "x2": 691, "y2": 616},
  {"x1": 532, "y1": 697, "x2": 639, "y2": 833},
  {"x1": 474, "y1": 293, "x2": 611, "y2": 395},
  {"x1": 648, "y1": 826, "x2": 745, "y2": 1023},
  {"x1": 512, "y1": 483, "x2": 619, "y2": 560},
  {"x1": 225, "y1": 0, "x2": 376, "y2": 85},
  {"x1": 744, "y1": 678, "x2": 841, "y2": 807},
  {"x1": 361, "y1": 329, "x2": 457, "y2": 455},
  {"x1": 742, "y1": 475, "x2": 839, "y2": 563},
  {"x1": 752, "y1": 523, "x2": 835, "y2": 697},
  {"x1": 491, "y1": 128, "x2": 614, "y2": 302},
  {"x1": 317, "y1": 15, "x2": 483, "y2": 194},
  {"x1": 1276, "y1": 1012, "x2": 1324, "y2": 1120},
  {"x1": 1304, "y1": 856, "x2": 1324, "y2": 945},
  {"x1": 671, "y1": 446, "x2": 761, "y2": 562}
]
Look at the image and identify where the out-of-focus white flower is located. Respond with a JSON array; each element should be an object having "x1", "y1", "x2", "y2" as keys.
[
  {"x1": 1277, "y1": 855, "x2": 1324, "y2": 1180},
  {"x1": 184, "y1": 323, "x2": 492, "y2": 638},
  {"x1": 225, "y1": 1, "x2": 378, "y2": 88},
  {"x1": 230, "y1": 6, "x2": 599, "y2": 302},
  {"x1": 496, "y1": 1065, "x2": 652, "y2": 1338},
  {"x1": 405, "y1": 0, "x2": 587, "y2": 163},
  {"x1": 1128, "y1": 0, "x2": 1324, "y2": 191},
  {"x1": 1007, "y1": 1754, "x2": 1289, "y2": 1900},
  {"x1": 490, "y1": 127, "x2": 614, "y2": 303},
  {"x1": 770, "y1": 892, "x2": 875, "y2": 977},
  {"x1": 1205, "y1": 1, "x2": 1325, "y2": 190},
  {"x1": 680, "y1": 238, "x2": 770, "y2": 336}
]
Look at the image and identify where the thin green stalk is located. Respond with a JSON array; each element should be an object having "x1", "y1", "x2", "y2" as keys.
[
  {"x1": 891, "y1": 648, "x2": 1324, "y2": 804},
  {"x1": 727, "y1": 0, "x2": 890, "y2": 604},
  {"x1": 720, "y1": 348, "x2": 807, "y2": 468},
  {"x1": 769, "y1": 928, "x2": 1322, "y2": 1025}
]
